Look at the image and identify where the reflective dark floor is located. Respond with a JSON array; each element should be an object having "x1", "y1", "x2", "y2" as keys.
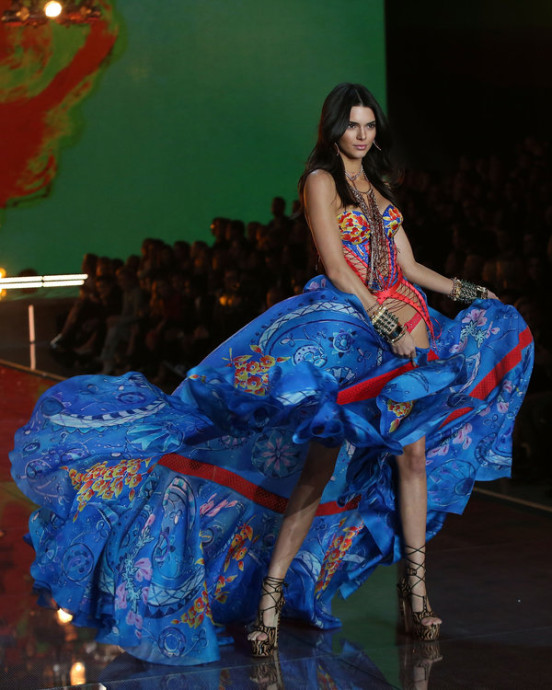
[{"x1": 1, "y1": 363, "x2": 551, "y2": 689}]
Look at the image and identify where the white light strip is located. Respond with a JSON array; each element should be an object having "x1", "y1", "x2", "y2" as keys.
[
  {"x1": 0, "y1": 273, "x2": 87, "y2": 290},
  {"x1": 2, "y1": 282, "x2": 44, "y2": 289},
  {"x1": 28, "y1": 304, "x2": 36, "y2": 370},
  {"x1": 1, "y1": 276, "x2": 44, "y2": 283},
  {"x1": 37, "y1": 280, "x2": 84, "y2": 288}
]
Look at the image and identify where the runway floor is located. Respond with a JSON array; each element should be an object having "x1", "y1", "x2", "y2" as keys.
[{"x1": 1, "y1": 363, "x2": 551, "y2": 689}]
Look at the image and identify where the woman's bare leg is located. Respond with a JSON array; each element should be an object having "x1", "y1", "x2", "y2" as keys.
[
  {"x1": 391, "y1": 302, "x2": 440, "y2": 628},
  {"x1": 248, "y1": 441, "x2": 339, "y2": 643},
  {"x1": 395, "y1": 437, "x2": 441, "y2": 627}
]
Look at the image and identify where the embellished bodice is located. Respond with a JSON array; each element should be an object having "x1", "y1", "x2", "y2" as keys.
[
  {"x1": 337, "y1": 204, "x2": 434, "y2": 338},
  {"x1": 337, "y1": 204, "x2": 403, "y2": 291}
]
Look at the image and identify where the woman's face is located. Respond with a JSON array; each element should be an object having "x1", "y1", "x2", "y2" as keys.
[{"x1": 337, "y1": 106, "x2": 376, "y2": 163}]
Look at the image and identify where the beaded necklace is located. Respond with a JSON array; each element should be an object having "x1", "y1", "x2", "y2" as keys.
[
  {"x1": 345, "y1": 170, "x2": 364, "y2": 182},
  {"x1": 348, "y1": 174, "x2": 389, "y2": 290}
]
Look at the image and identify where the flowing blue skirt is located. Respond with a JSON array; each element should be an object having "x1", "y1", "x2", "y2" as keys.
[{"x1": 10, "y1": 276, "x2": 533, "y2": 665}]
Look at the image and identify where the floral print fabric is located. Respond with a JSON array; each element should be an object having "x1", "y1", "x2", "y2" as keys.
[{"x1": 11, "y1": 209, "x2": 533, "y2": 666}]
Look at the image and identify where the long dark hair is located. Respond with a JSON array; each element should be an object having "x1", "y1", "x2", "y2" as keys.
[{"x1": 298, "y1": 83, "x2": 398, "y2": 208}]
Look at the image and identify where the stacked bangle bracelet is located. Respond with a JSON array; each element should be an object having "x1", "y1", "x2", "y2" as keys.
[
  {"x1": 370, "y1": 305, "x2": 406, "y2": 344},
  {"x1": 449, "y1": 277, "x2": 488, "y2": 303}
]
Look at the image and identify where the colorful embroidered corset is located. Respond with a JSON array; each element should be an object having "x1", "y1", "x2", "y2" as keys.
[
  {"x1": 337, "y1": 204, "x2": 403, "y2": 291},
  {"x1": 337, "y1": 205, "x2": 434, "y2": 338}
]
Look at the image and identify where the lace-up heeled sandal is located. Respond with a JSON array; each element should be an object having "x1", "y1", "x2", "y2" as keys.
[
  {"x1": 248, "y1": 576, "x2": 286, "y2": 657},
  {"x1": 397, "y1": 545, "x2": 441, "y2": 641}
]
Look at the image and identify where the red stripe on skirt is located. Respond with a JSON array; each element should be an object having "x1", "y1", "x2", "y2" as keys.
[
  {"x1": 158, "y1": 453, "x2": 360, "y2": 516},
  {"x1": 470, "y1": 326, "x2": 533, "y2": 400},
  {"x1": 439, "y1": 325, "x2": 533, "y2": 428},
  {"x1": 336, "y1": 350, "x2": 439, "y2": 404}
]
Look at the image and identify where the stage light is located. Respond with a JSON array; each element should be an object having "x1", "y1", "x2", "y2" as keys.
[
  {"x1": 0, "y1": 273, "x2": 87, "y2": 290},
  {"x1": 70, "y1": 661, "x2": 86, "y2": 685},
  {"x1": 44, "y1": 1, "x2": 62, "y2": 18},
  {"x1": 56, "y1": 608, "x2": 73, "y2": 624},
  {"x1": 2, "y1": 0, "x2": 101, "y2": 25}
]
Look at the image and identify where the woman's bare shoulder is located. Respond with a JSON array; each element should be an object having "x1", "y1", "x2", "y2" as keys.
[
  {"x1": 304, "y1": 169, "x2": 336, "y2": 192},
  {"x1": 304, "y1": 170, "x2": 340, "y2": 212}
]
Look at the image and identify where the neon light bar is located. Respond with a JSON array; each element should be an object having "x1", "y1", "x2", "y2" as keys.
[
  {"x1": 28, "y1": 305, "x2": 36, "y2": 370},
  {"x1": 0, "y1": 273, "x2": 87, "y2": 290}
]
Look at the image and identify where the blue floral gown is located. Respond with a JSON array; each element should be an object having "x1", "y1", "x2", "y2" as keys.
[{"x1": 11, "y1": 204, "x2": 534, "y2": 665}]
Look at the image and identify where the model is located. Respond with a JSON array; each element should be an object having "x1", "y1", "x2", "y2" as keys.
[{"x1": 11, "y1": 84, "x2": 533, "y2": 666}]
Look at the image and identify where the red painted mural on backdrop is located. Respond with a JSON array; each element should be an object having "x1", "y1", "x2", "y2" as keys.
[{"x1": 0, "y1": 1, "x2": 119, "y2": 208}]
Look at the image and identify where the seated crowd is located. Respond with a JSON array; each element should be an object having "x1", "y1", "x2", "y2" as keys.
[
  {"x1": 50, "y1": 196, "x2": 317, "y2": 384},
  {"x1": 50, "y1": 139, "x2": 552, "y2": 482}
]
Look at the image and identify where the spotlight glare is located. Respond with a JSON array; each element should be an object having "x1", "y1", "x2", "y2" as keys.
[
  {"x1": 44, "y1": 1, "x2": 63, "y2": 18},
  {"x1": 57, "y1": 608, "x2": 73, "y2": 624},
  {"x1": 70, "y1": 661, "x2": 86, "y2": 685}
]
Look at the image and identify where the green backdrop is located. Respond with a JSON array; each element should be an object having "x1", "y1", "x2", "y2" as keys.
[{"x1": 0, "y1": 0, "x2": 386, "y2": 275}]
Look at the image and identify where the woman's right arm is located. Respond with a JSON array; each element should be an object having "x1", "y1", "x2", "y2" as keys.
[{"x1": 303, "y1": 171, "x2": 417, "y2": 360}]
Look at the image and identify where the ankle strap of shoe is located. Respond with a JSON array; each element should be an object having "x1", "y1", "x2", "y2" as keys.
[
  {"x1": 403, "y1": 544, "x2": 427, "y2": 580},
  {"x1": 263, "y1": 576, "x2": 286, "y2": 591}
]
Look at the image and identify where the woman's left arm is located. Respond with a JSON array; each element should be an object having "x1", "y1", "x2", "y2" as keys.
[{"x1": 394, "y1": 226, "x2": 498, "y2": 299}]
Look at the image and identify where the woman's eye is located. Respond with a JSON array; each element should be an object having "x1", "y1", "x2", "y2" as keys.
[
  {"x1": 368, "y1": 123, "x2": 376, "y2": 129},
  {"x1": 347, "y1": 123, "x2": 356, "y2": 129}
]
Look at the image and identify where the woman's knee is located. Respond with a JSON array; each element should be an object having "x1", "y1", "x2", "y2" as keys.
[{"x1": 397, "y1": 442, "x2": 427, "y2": 476}]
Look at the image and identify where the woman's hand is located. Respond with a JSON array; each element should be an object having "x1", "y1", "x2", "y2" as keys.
[
  {"x1": 486, "y1": 289, "x2": 499, "y2": 300},
  {"x1": 391, "y1": 330, "x2": 417, "y2": 362}
]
